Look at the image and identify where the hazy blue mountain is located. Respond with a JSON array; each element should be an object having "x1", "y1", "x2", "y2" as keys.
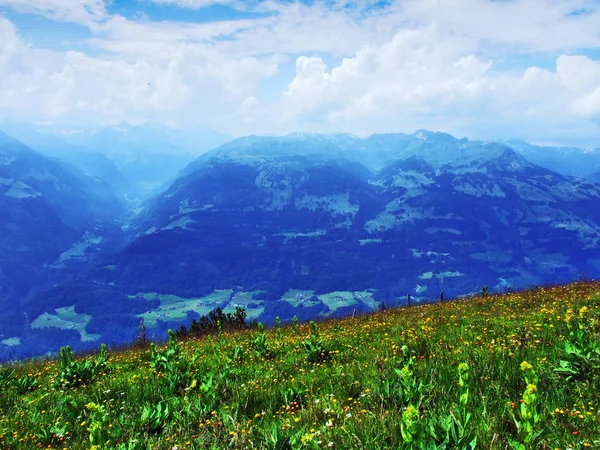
[
  {"x1": 501, "y1": 139, "x2": 600, "y2": 180},
  {"x1": 49, "y1": 123, "x2": 230, "y2": 197},
  {"x1": 4, "y1": 129, "x2": 600, "y2": 360},
  {"x1": 0, "y1": 122, "x2": 131, "y2": 197},
  {"x1": 53, "y1": 136, "x2": 595, "y2": 353},
  {"x1": 118, "y1": 141, "x2": 600, "y2": 298},
  {"x1": 52, "y1": 122, "x2": 228, "y2": 156},
  {"x1": 0, "y1": 132, "x2": 125, "y2": 317},
  {"x1": 191, "y1": 130, "x2": 600, "y2": 180},
  {"x1": 0, "y1": 122, "x2": 231, "y2": 199}
]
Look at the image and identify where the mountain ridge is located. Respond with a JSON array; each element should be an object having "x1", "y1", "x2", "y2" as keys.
[{"x1": 2, "y1": 127, "x2": 600, "y2": 360}]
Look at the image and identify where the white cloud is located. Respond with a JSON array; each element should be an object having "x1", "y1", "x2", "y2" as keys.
[
  {"x1": 0, "y1": 0, "x2": 107, "y2": 27},
  {"x1": 0, "y1": 15, "x2": 278, "y2": 127},
  {"x1": 395, "y1": 0, "x2": 600, "y2": 53},
  {"x1": 149, "y1": 0, "x2": 239, "y2": 7},
  {"x1": 268, "y1": 21, "x2": 600, "y2": 145},
  {"x1": 281, "y1": 25, "x2": 492, "y2": 122},
  {"x1": 0, "y1": 0, "x2": 600, "y2": 145},
  {"x1": 0, "y1": 16, "x2": 25, "y2": 68}
]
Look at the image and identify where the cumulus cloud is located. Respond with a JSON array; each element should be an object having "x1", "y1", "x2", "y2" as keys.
[
  {"x1": 269, "y1": 17, "x2": 600, "y2": 144},
  {"x1": 0, "y1": 0, "x2": 600, "y2": 144},
  {"x1": 0, "y1": 16, "x2": 278, "y2": 126},
  {"x1": 281, "y1": 25, "x2": 492, "y2": 122},
  {"x1": 0, "y1": 16, "x2": 25, "y2": 68}
]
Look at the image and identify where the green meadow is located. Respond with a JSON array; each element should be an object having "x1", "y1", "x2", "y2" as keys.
[{"x1": 1, "y1": 282, "x2": 599, "y2": 449}]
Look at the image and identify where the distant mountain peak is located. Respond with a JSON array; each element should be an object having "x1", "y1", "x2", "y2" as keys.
[
  {"x1": 411, "y1": 129, "x2": 458, "y2": 142},
  {"x1": 480, "y1": 146, "x2": 533, "y2": 173},
  {"x1": 285, "y1": 132, "x2": 360, "y2": 142},
  {"x1": 0, "y1": 131, "x2": 32, "y2": 153}
]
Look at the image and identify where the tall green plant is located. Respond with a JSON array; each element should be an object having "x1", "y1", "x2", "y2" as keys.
[
  {"x1": 509, "y1": 361, "x2": 543, "y2": 449},
  {"x1": 54, "y1": 343, "x2": 109, "y2": 389},
  {"x1": 442, "y1": 362, "x2": 477, "y2": 449},
  {"x1": 252, "y1": 322, "x2": 273, "y2": 359},
  {"x1": 554, "y1": 306, "x2": 600, "y2": 381},
  {"x1": 149, "y1": 329, "x2": 197, "y2": 395},
  {"x1": 304, "y1": 321, "x2": 329, "y2": 363}
]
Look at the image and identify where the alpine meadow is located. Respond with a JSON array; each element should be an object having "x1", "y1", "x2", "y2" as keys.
[{"x1": 1, "y1": 283, "x2": 600, "y2": 448}]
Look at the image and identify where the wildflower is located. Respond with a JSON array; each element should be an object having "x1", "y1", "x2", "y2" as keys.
[
  {"x1": 565, "y1": 309, "x2": 574, "y2": 323},
  {"x1": 520, "y1": 361, "x2": 533, "y2": 372}
]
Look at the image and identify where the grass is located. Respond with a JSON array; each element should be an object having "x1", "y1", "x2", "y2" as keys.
[
  {"x1": 317, "y1": 291, "x2": 358, "y2": 314},
  {"x1": 282, "y1": 290, "x2": 318, "y2": 307},
  {"x1": 282, "y1": 289, "x2": 376, "y2": 314},
  {"x1": 1, "y1": 281, "x2": 600, "y2": 449},
  {"x1": 134, "y1": 290, "x2": 233, "y2": 328},
  {"x1": 30, "y1": 305, "x2": 100, "y2": 342},
  {"x1": 0, "y1": 338, "x2": 20, "y2": 347},
  {"x1": 223, "y1": 292, "x2": 265, "y2": 320}
]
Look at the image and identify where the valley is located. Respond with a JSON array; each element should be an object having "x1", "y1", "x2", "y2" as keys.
[{"x1": 1, "y1": 128, "x2": 600, "y2": 361}]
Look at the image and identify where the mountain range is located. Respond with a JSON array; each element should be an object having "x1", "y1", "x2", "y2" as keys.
[
  {"x1": 0, "y1": 121, "x2": 230, "y2": 200},
  {"x1": 1, "y1": 127, "x2": 600, "y2": 360}
]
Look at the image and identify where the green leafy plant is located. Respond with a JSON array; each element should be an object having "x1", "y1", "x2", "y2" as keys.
[
  {"x1": 400, "y1": 404, "x2": 436, "y2": 449},
  {"x1": 85, "y1": 401, "x2": 119, "y2": 449},
  {"x1": 149, "y1": 329, "x2": 180, "y2": 373},
  {"x1": 149, "y1": 329, "x2": 198, "y2": 395},
  {"x1": 54, "y1": 343, "x2": 110, "y2": 389},
  {"x1": 509, "y1": 361, "x2": 543, "y2": 449},
  {"x1": 252, "y1": 322, "x2": 273, "y2": 359},
  {"x1": 554, "y1": 306, "x2": 600, "y2": 381},
  {"x1": 304, "y1": 321, "x2": 329, "y2": 363},
  {"x1": 0, "y1": 368, "x2": 15, "y2": 391},
  {"x1": 394, "y1": 346, "x2": 423, "y2": 406},
  {"x1": 441, "y1": 362, "x2": 477, "y2": 449},
  {"x1": 140, "y1": 402, "x2": 170, "y2": 434}
]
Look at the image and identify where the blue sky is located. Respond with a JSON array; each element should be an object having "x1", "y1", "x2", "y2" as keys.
[
  {"x1": 107, "y1": 1, "x2": 271, "y2": 24},
  {"x1": 1, "y1": 0, "x2": 600, "y2": 147}
]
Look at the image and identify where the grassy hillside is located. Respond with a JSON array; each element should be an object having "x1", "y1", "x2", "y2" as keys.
[{"x1": 1, "y1": 282, "x2": 599, "y2": 449}]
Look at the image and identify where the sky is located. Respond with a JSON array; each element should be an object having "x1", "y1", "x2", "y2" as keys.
[{"x1": 1, "y1": 0, "x2": 600, "y2": 147}]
